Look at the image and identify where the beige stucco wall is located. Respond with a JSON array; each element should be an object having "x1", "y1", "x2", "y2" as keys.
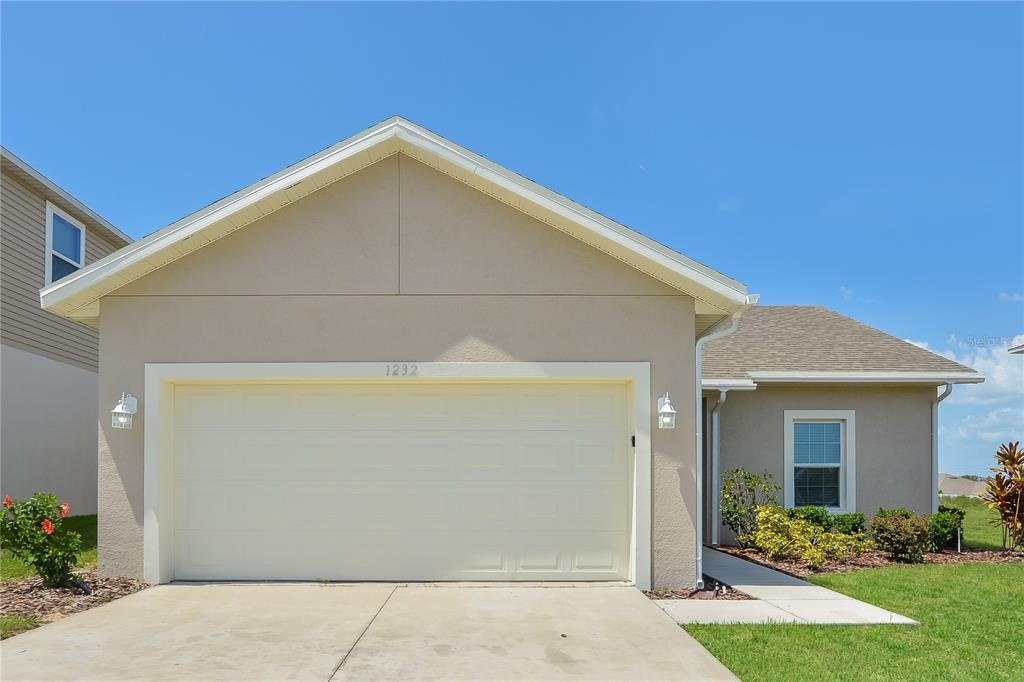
[
  {"x1": 1, "y1": 344, "x2": 99, "y2": 514},
  {"x1": 98, "y1": 154, "x2": 700, "y2": 587},
  {"x1": 710, "y1": 384, "x2": 936, "y2": 541}
]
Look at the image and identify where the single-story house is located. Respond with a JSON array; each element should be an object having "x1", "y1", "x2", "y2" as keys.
[
  {"x1": 1, "y1": 147, "x2": 132, "y2": 514},
  {"x1": 700, "y1": 305, "x2": 982, "y2": 544},
  {"x1": 39, "y1": 117, "x2": 982, "y2": 589}
]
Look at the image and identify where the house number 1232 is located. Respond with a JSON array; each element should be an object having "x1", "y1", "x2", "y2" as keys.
[{"x1": 385, "y1": 363, "x2": 418, "y2": 376}]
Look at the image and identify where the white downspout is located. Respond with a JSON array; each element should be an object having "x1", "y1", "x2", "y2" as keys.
[
  {"x1": 932, "y1": 382, "x2": 954, "y2": 513},
  {"x1": 710, "y1": 389, "x2": 728, "y2": 546},
  {"x1": 694, "y1": 297, "x2": 752, "y2": 588}
]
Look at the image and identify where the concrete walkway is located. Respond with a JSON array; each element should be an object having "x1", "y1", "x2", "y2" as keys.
[
  {"x1": 1, "y1": 583, "x2": 736, "y2": 681},
  {"x1": 655, "y1": 548, "x2": 918, "y2": 626}
]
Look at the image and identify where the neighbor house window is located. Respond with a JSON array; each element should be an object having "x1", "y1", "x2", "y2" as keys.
[
  {"x1": 45, "y1": 202, "x2": 85, "y2": 285},
  {"x1": 784, "y1": 410, "x2": 856, "y2": 512}
]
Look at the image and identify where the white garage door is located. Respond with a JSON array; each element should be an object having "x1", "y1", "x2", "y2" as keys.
[{"x1": 172, "y1": 382, "x2": 632, "y2": 581}]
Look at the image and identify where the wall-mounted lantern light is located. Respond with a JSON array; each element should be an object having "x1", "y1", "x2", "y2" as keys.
[
  {"x1": 111, "y1": 393, "x2": 138, "y2": 430},
  {"x1": 657, "y1": 392, "x2": 677, "y2": 429}
]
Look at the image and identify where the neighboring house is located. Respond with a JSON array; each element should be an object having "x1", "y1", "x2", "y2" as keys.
[
  {"x1": 38, "y1": 117, "x2": 983, "y2": 589},
  {"x1": 938, "y1": 474, "x2": 987, "y2": 498},
  {"x1": 700, "y1": 306, "x2": 981, "y2": 544},
  {"x1": 1, "y1": 147, "x2": 132, "y2": 515}
]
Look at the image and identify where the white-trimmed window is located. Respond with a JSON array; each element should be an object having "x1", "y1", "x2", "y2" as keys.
[
  {"x1": 45, "y1": 201, "x2": 85, "y2": 285},
  {"x1": 784, "y1": 410, "x2": 856, "y2": 512}
]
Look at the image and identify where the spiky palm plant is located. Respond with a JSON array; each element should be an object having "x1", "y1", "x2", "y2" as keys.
[{"x1": 981, "y1": 441, "x2": 1024, "y2": 550}]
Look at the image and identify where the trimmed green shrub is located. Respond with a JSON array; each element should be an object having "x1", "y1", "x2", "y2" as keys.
[
  {"x1": 928, "y1": 506, "x2": 966, "y2": 552},
  {"x1": 871, "y1": 513, "x2": 929, "y2": 563},
  {"x1": 719, "y1": 469, "x2": 781, "y2": 546},
  {"x1": 1, "y1": 492, "x2": 82, "y2": 586},
  {"x1": 786, "y1": 505, "x2": 832, "y2": 529},
  {"x1": 938, "y1": 504, "x2": 967, "y2": 523},
  {"x1": 751, "y1": 505, "x2": 873, "y2": 569},
  {"x1": 875, "y1": 507, "x2": 914, "y2": 519},
  {"x1": 831, "y1": 512, "x2": 866, "y2": 535}
]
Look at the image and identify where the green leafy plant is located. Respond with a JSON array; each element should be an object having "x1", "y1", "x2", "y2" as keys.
[
  {"x1": 719, "y1": 469, "x2": 780, "y2": 546},
  {"x1": 871, "y1": 512, "x2": 929, "y2": 563},
  {"x1": 750, "y1": 505, "x2": 872, "y2": 568},
  {"x1": 831, "y1": 512, "x2": 866, "y2": 535},
  {"x1": 927, "y1": 506, "x2": 965, "y2": 552},
  {"x1": 786, "y1": 505, "x2": 832, "y2": 529},
  {"x1": 875, "y1": 507, "x2": 914, "y2": 519},
  {"x1": 1, "y1": 492, "x2": 82, "y2": 587},
  {"x1": 981, "y1": 441, "x2": 1024, "y2": 550}
]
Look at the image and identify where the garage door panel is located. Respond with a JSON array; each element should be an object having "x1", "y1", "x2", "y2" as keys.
[
  {"x1": 172, "y1": 382, "x2": 631, "y2": 581},
  {"x1": 174, "y1": 530, "x2": 629, "y2": 581}
]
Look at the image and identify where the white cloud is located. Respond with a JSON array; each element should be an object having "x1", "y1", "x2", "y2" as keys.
[
  {"x1": 934, "y1": 333, "x2": 1024, "y2": 474},
  {"x1": 839, "y1": 286, "x2": 878, "y2": 304},
  {"x1": 943, "y1": 406, "x2": 1024, "y2": 443},
  {"x1": 905, "y1": 339, "x2": 930, "y2": 350},
  {"x1": 999, "y1": 292, "x2": 1023, "y2": 302},
  {"x1": 937, "y1": 334, "x2": 1024, "y2": 406}
]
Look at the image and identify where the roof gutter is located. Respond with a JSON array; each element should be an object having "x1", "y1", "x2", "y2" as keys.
[
  {"x1": 693, "y1": 295, "x2": 756, "y2": 588},
  {"x1": 747, "y1": 371, "x2": 984, "y2": 384},
  {"x1": 932, "y1": 382, "x2": 954, "y2": 513}
]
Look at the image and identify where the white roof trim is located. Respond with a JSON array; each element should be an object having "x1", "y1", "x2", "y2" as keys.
[
  {"x1": 701, "y1": 379, "x2": 758, "y2": 391},
  {"x1": 747, "y1": 371, "x2": 984, "y2": 384},
  {"x1": 39, "y1": 116, "x2": 747, "y2": 324},
  {"x1": 1010, "y1": 343, "x2": 1024, "y2": 355}
]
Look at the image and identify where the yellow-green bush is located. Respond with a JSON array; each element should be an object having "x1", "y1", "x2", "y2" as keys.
[{"x1": 750, "y1": 505, "x2": 873, "y2": 568}]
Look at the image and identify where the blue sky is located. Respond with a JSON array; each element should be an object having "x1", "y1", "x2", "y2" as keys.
[{"x1": 2, "y1": 2, "x2": 1021, "y2": 475}]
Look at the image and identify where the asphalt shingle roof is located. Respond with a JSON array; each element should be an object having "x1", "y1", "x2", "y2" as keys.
[{"x1": 702, "y1": 305, "x2": 975, "y2": 380}]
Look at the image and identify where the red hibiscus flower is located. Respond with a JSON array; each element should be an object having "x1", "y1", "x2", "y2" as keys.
[
  {"x1": 59, "y1": 502, "x2": 71, "y2": 518},
  {"x1": 41, "y1": 519, "x2": 53, "y2": 535},
  {"x1": 2, "y1": 494, "x2": 10, "y2": 508}
]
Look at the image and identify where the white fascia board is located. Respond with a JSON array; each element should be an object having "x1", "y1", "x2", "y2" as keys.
[
  {"x1": 393, "y1": 123, "x2": 748, "y2": 307},
  {"x1": 701, "y1": 378, "x2": 758, "y2": 391},
  {"x1": 41, "y1": 117, "x2": 747, "y2": 317},
  {"x1": 40, "y1": 119, "x2": 399, "y2": 311},
  {"x1": 749, "y1": 371, "x2": 985, "y2": 384},
  {"x1": 1010, "y1": 343, "x2": 1024, "y2": 355}
]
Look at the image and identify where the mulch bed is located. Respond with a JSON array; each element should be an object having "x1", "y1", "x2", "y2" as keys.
[
  {"x1": 644, "y1": 574, "x2": 753, "y2": 600},
  {"x1": 716, "y1": 545, "x2": 1023, "y2": 579},
  {"x1": 1, "y1": 569, "x2": 147, "y2": 621}
]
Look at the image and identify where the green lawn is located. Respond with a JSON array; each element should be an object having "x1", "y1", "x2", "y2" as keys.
[
  {"x1": 940, "y1": 496, "x2": 1006, "y2": 550},
  {"x1": 688, "y1": 500, "x2": 1020, "y2": 680},
  {"x1": 0, "y1": 615, "x2": 39, "y2": 639},
  {"x1": 0, "y1": 514, "x2": 98, "y2": 581},
  {"x1": 687, "y1": 563, "x2": 1022, "y2": 681}
]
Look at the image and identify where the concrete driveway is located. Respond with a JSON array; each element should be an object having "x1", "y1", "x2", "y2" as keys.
[{"x1": 1, "y1": 583, "x2": 735, "y2": 681}]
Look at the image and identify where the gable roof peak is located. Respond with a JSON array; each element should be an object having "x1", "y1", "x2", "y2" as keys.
[{"x1": 41, "y1": 116, "x2": 748, "y2": 326}]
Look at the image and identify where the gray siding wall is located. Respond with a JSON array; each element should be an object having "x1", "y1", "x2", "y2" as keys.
[{"x1": 1, "y1": 169, "x2": 119, "y2": 370}]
